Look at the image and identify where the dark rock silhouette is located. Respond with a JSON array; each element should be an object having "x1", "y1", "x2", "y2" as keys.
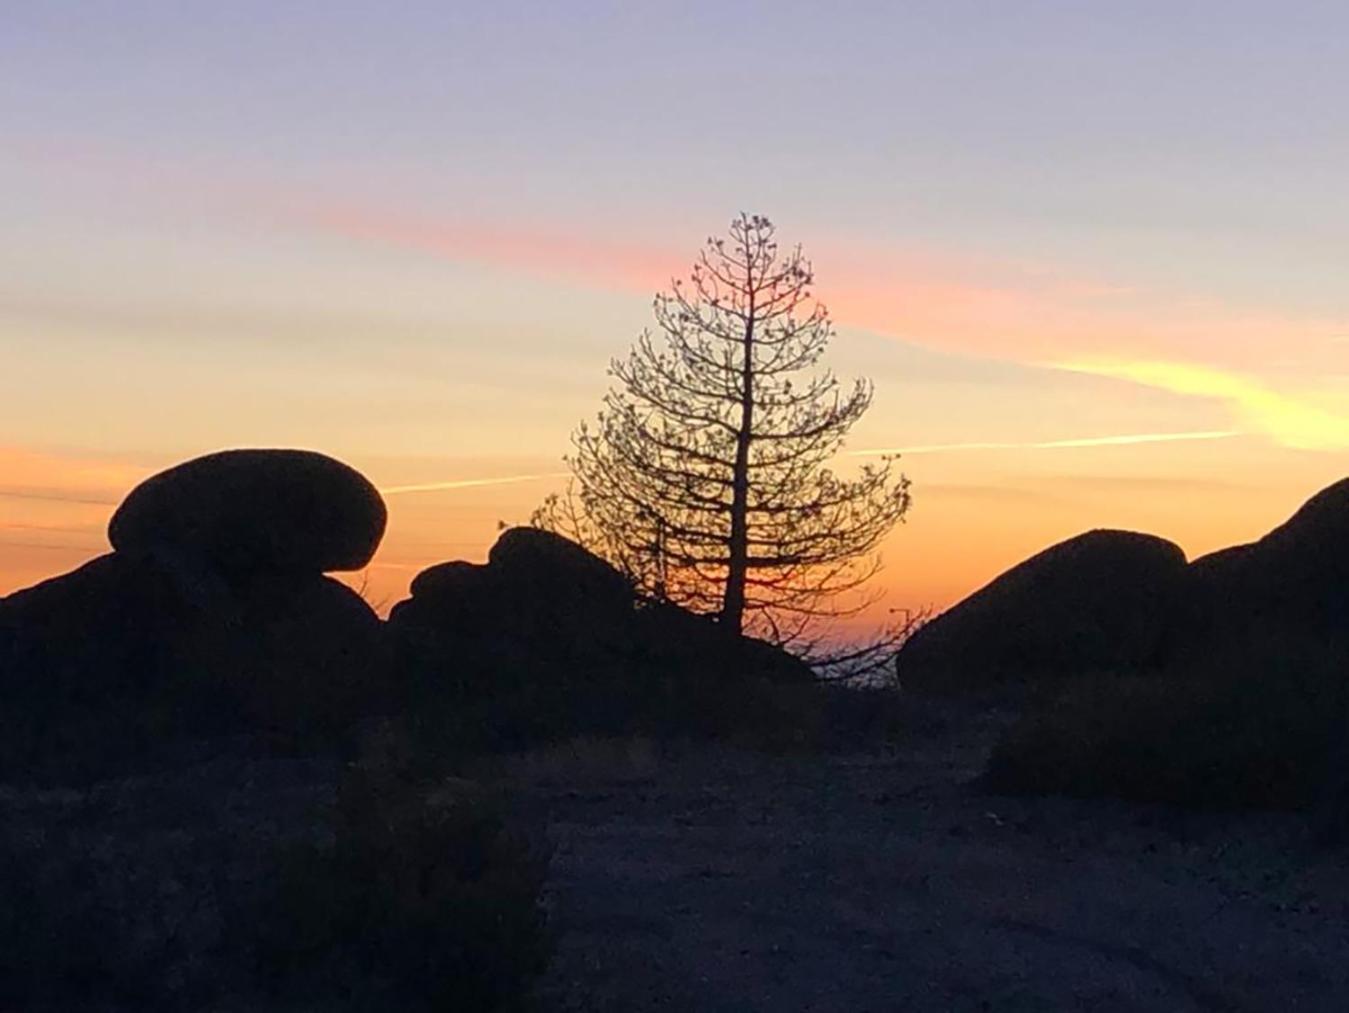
[
  {"x1": 391, "y1": 528, "x2": 636, "y2": 685},
  {"x1": 1, "y1": 551, "x2": 213, "y2": 703},
  {"x1": 109, "y1": 448, "x2": 386, "y2": 580},
  {"x1": 1166, "y1": 478, "x2": 1349, "y2": 660},
  {"x1": 977, "y1": 478, "x2": 1349, "y2": 821},
  {"x1": 389, "y1": 526, "x2": 812, "y2": 746},
  {"x1": 399, "y1": 527, "x2": 634, "y2": 653},
  {"x1": 488, "y1": 526, "x2": 633, "y2": 609},
  {"x1": 208, "y1": 573, "x2": 390, "y2": 737},
  {"x1": 630, "y1": 600, "x2": 816, "y2": 688},
  {"x1": 1, "y1": 450, "x2": 389, "y2": 781},
  {"x1": 897, "y1": 529, "x2": 1187, "y2": 694}
]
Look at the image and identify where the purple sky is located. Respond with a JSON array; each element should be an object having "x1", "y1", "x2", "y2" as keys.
[{"x1": 4, "y1": 1, "x2": 1349, "y2": 610}]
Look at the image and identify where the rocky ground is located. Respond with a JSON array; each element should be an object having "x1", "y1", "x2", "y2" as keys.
[
  {"x1": 518, "y1": 702, "x2": 1349, "y2": 1012},
  {"x1": 8, "y1": 702, "x2": 1349, "y2": 1011}
]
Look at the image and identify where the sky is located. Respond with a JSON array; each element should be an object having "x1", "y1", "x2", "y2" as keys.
[{"x1": 3, "y1": 1, "x2": 1349, "y2": 622}]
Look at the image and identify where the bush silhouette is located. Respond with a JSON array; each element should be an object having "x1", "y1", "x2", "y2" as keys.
[
  {"x1": 984, "y1": 640, "x2": 1349, "y2": 809},
  {"x1": 0, "y1": 754, "x2": 551, "y2": 1012},
  {"x1": 250, "y1": 767, "x2": 552, "y2": 1012}
]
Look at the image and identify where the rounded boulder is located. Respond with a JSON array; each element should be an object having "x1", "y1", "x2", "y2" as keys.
[
  {"x1": 1166, "y1": 476, "x2": 1349, "y2": 656},
  {"x1": 897, "y1": 529, "x2": 1187, "y2": 694},
  {"x1": 109, "y1": 449, "x2": 386, "y2": 578},
  {"x1": 487, "y1": 526, "x2": 632, "y2": 612}
]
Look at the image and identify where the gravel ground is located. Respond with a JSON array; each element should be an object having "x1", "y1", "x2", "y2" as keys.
[{"x1": 527, "y1": 706, "x2": 1349, "y2": 1012}]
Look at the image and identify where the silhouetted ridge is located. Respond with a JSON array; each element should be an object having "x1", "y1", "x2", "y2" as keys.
[
  {"x1": 897, "y1": 529, "x2": 1187, "y2": 693},
  {"x1": 109, "y1": 448, "x2": 386, "y2": 579}
]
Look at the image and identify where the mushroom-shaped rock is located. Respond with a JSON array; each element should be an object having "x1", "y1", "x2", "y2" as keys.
[
  {"x1": 898, "y1": 529, "x2": 1187, "y2": 694},
  {"x1": 109, "y1": 449, "x2": 386, "y2": 579}
]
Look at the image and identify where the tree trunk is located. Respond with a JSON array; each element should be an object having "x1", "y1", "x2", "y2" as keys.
[{"x1": 720, "y1": 307, "x2": 755, "y2": 634}]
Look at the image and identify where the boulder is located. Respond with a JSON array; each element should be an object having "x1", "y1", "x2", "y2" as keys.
[
  {"x1": 409, "y1": 559, "x2": 491, "y2": 600},
  {"x1": 488, "y1": 526, "x2": 632, "y2": 609},
  {"x1": 212, "y1": 574, "x2": 390, "y2": 741},
  {"x1": 391, "y1": 527, "x2": 634, "y2": 653},
  {"x1": 897, "y1": 529, "x2": 1187, "y2": 694},
  {"x1": 1164, "y1": 477, "x2": 1349, "y2": 662},
  {"x1": 1, "y1": 552, "x2": 213, "y2": 700},
  {"x1": 1, "y1": 553, "x2": 389, "y2": 782},
  {"x1": 631, "y1": 602, "x2": 816, "y2": 688},
  {"x1": 398, "y1": 561, "x2": 500, "y2": 636},
  {"x1": 109, "y1": 449, "x2": 386, "y2": 579},
  {"x1": 389, "y1": 527, "x2": 815, "y2": 744},
  {"x1": 1, "y1": 552, "x2": 229, "y2": 781}
]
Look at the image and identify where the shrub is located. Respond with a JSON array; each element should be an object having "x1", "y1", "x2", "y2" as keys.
[
  {"x1": 250, "y1": 766, "x2": 552, "y2": 1012},
  {"x1": 0, "y1": 754, "x2": 551, "y2": 1012},
  {"x1": 0, "y1": 751, "x2": 329, "y2": 1012},
  {"x1": 0, "y1": 835, "x2": 180, "y2": 1010},
  {"x1": 983, "y1": 663, "x2": 1347, "y2": 810}
]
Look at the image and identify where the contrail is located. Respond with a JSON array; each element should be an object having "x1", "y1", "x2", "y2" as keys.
[
  {"x1": 379, "y1": 472, "x2": 570, "y2": 495},
  {"x1": 849, "y1": 430, "x2": 1242, "y2": 456},
  {"x1": 0, "y1": 488, "x2": 121, "y2": 505}
]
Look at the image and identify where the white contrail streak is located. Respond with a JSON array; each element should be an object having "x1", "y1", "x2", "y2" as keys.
[
  {"x1": 848, "y1": 430, "x2": 1242, "y2": 456},
  {"x1": 379, "y1": 472, "x2": 570, "y2": 495}
]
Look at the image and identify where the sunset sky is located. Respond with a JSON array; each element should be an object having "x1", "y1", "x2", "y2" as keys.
[{"x1": 4, "y1": 3, "x2": 1349, "y2": 622}]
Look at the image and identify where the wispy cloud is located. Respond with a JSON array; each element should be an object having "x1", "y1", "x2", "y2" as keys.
[
  {"x1": 20, "y1": 146, "x2": 1349, "y2": 453},
  {"x1": 849, "y1": 430, "x2": 1242, "y2": 457},
  {"x1": 298, "y1": 202, "x2": 682, "y2": 292},
  {"x1": 0, "y1": 538, "x2": 100, "y2": 552},
  {"x1": 0, "y1": 488, "x2": 121, "y2": 505},
  {"x1": 1054, "y1": 360, "x2": 1349, "y2": 450},
  {"x1": 0, "y1": 447, "x2": 150, "y2": 505},
  {"x1": 379, "y1": 472, "x2": 570, "y2": 495},
  {"x1": 25, "y1": 141, "x2": 1344, "y2": 381},
  {"x1": 287, "y1": 196, "x2": 1347, "y2": 374}
]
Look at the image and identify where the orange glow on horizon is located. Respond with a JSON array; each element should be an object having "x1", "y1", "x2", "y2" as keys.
[{"x1": 5, "y1": 438, "x2": 1344, "y2": 638}]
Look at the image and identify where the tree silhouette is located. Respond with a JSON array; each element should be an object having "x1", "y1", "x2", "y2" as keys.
[{"x1": 535, "y1": 213, "x2": 910, "y2": 644}]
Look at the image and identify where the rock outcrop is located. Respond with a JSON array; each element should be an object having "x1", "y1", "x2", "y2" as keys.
[
  {"x1": 395, "y1": 527, "x2": 635, "y2": 659},
  {"x1": 389, "y1": 527, "x2": 813, "y2": 744},
  {"x1": 897, "y1": 529, "x2": 1188, "y2": 693},
  {"x1": 979, "y1": 479, "x2": 1349, "y2": 816},
  {"x1": 1, "y1": 450, "x2": 389, "y2": 781},
  {"x1": 108, "y1": 448, "x2": 386, "y2": 580},
  {"x1": 1166, "y1": 478, "x2": 1349, "y2": 661}
]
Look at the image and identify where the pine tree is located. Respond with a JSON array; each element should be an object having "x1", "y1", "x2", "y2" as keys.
[{"x1": 535, "y1": 213, "x2": 910, "y2": 643}]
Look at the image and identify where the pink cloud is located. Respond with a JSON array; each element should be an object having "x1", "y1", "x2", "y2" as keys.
[
  {"x1": 20, "y1": 139, "x2": 1340, "y2": 375},
  {"x1": 287, "y1": 196, "x2": 1346, "y2": 375},
  {"x1": 295, "y1": 200, "x2": 686, "y2": 292}
]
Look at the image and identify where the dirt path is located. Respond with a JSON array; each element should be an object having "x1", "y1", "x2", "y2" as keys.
[{"x1": 526, "y1": 708, "x2": 1349, "y2": 1012}]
